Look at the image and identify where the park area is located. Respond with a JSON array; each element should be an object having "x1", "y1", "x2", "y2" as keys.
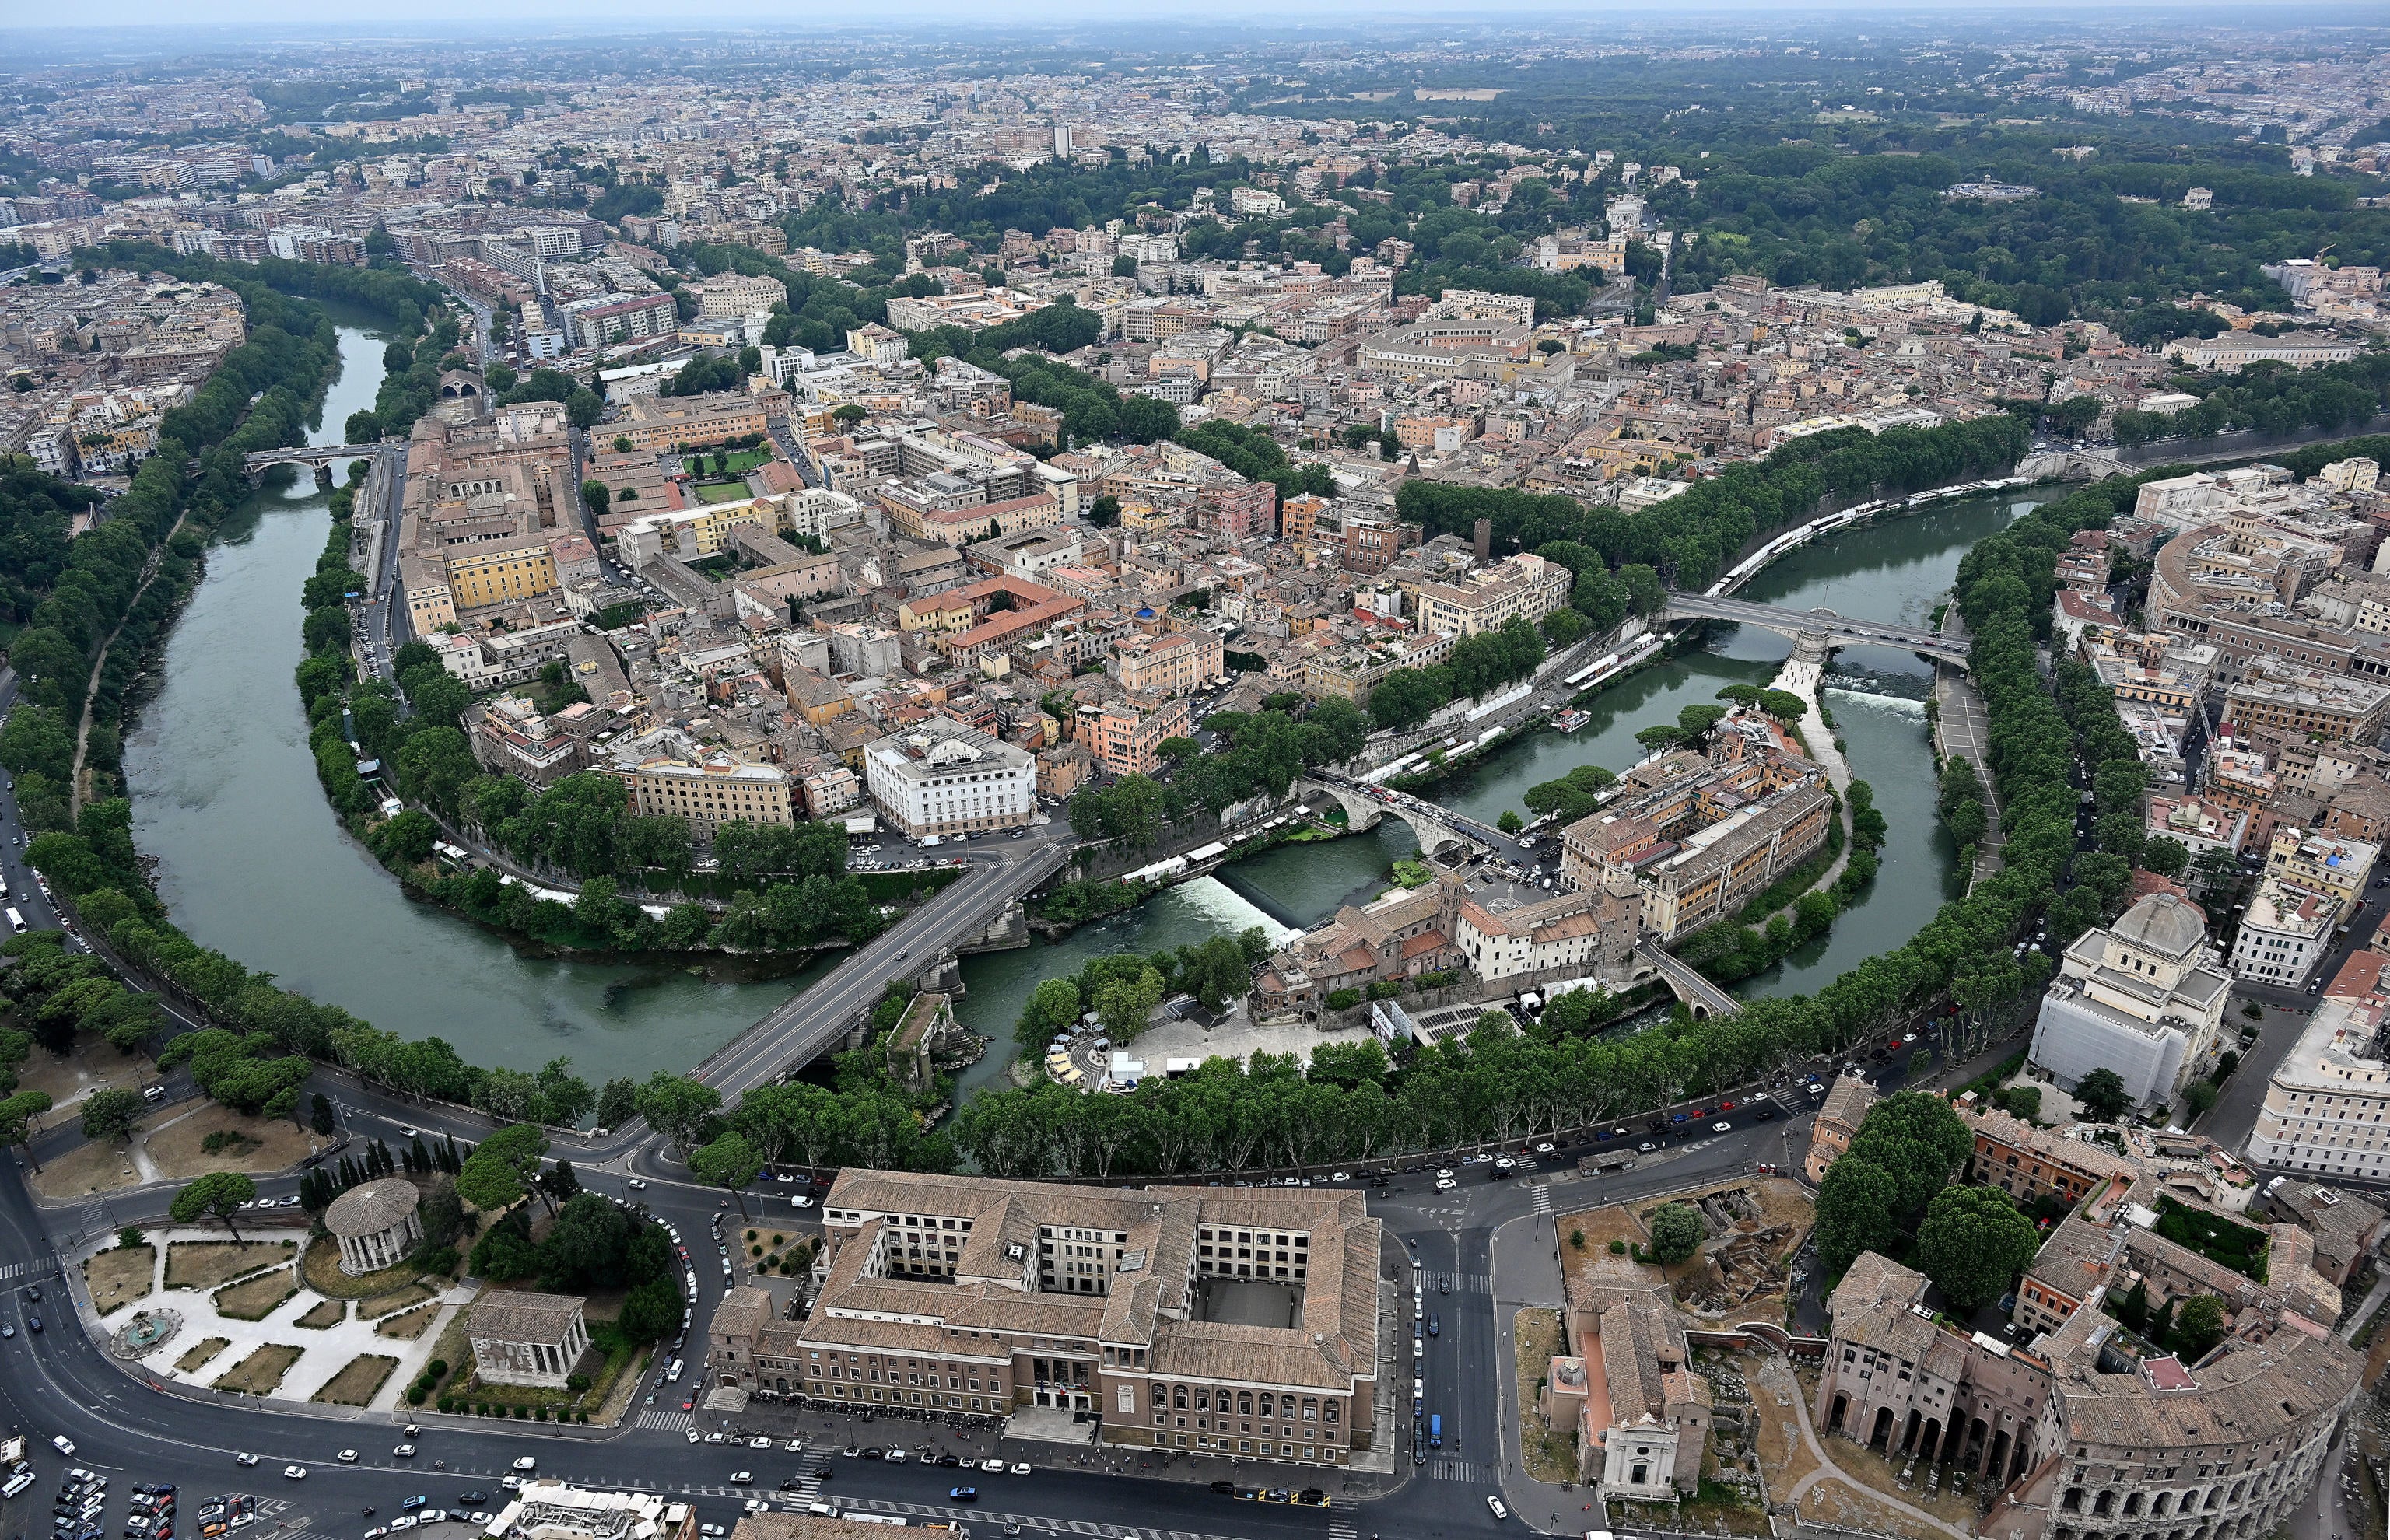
[{"x1": 86, "y1": 1226, "x2": 468, "y2": 1413}]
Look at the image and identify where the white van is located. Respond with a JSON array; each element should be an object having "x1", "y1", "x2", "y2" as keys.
[
  {"x1": 5, "y1": 908, "x2": 23, "y2": 935},
  {"x1": 665, "y1": 1358, "x2": 684, "y2": 1384}
]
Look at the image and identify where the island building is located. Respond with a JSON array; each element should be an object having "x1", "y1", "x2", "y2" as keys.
[{"x1": 1558, "y1": 714, "x2": 1834, "y2": 942}]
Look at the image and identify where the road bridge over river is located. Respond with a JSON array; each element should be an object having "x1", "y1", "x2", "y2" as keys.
[
  {"x1": 1663, "y1": 593, "x2": 1971, "y2": 667},
  {"x1": 694, "y1": 836, "x2": 1071, "y2": 1098}
]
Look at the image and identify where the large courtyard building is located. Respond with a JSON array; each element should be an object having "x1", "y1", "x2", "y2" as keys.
[{"x1": 706, "y1": 1171, "x2": 1380, "y2": 1469}]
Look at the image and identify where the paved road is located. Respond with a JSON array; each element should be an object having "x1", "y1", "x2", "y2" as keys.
[{"x1": 356, "y1": 445, "x2": 408, "y2": 677}]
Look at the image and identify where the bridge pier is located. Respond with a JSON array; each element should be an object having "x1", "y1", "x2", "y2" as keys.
[{"x1": 1792, "y1": 628, "x2": 1835, "y2": 669}]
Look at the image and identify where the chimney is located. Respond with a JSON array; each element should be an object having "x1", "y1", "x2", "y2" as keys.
[{"x1": 1473, "y1": 517, "x2": 1492, "y2": 562}]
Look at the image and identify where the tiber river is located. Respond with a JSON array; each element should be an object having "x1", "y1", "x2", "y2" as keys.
[{"x1": 124, "y1": 319, "x2": 2050, "y2": 1097}]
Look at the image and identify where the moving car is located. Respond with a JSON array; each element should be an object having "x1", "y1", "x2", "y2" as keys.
[
  {"x1": 1485, "y1": 1496, "x2": 1508, "y2": 1521},
  {"x1": 335, "y1": 1452, "x2": 359, "y2": 1465},
  {"x1": 946, "y1": 1489, "x2": 976, "y2": 1503},
  {"x1": 280, "y1": 1471, "x2": 304, "y2": 1483}
]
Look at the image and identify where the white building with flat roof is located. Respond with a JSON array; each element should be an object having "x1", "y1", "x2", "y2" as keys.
[
  {"x1": 2229, "y1": 880, "x2": 2334, "y2": 989},
  {"x1": 863, "y1": 719, "x2": 1036, "y2": 839},
  {"x1": 2245, "y1": 996, "x2": 2390, "y2": 1181}
]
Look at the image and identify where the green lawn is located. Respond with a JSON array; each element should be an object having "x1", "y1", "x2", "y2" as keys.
[
  {"x1": 694, "y1": 480, "x2": 754, "y2": 504},
  {"x1": 682, "y1": 449, "x2": 772, "y2": 478}
]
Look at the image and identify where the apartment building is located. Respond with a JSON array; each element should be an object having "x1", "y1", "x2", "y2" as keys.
[
  {"x1": 1411, "y1": 551, "x2": 1572, "y2": 639},
  {"x1": 2224, "y1": 662, "x2": 2390, "y2": 750},
  {"x1": 2228, "y1": 881, "x2": 2334, "y2": 989},
  {"x1": 615, "y1": 390, "x2": 773, "y2": 452},
  {"x1": 1963, "y1": 1107, "x2": 2139, "y2": 1210},
  {"x1": 609, "y1": 730, "x2": 798, "y2": 839},
  {"x1": 1080, "y1": 695, "x2": 1194, "y2": 778},
  {"x1": 615, "y1": 499, "x2": 779, "y2": 572},
  {"x1": 2246, "y1": 952, "x2": 2390, "y2": 1181},
  {"x1": 1115, "y1": 629, "x2": 1224, "y2": 698},
  {"x1": 706, "y1": 1171, "x2": 1378, "y2": 1468},
  {"x1": 864, "y1": 719, "x2": 1036, "y2": 839},
  {"x1": 685, "y1": 272, "x2": 788, "y2": 318},
  {"x1": 562, "y1": 292, "x2": 678, "y2": 349},
  {"x1": 2260, "y1": 826, "x2": 2379, "y2": 925}
]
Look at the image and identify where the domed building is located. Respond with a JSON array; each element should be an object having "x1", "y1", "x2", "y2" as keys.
[
  {"x1": 324, "y1": 1178, "x2": 423, "y2": 1276},
  {"x1": 2028, "y1": 891, "x2": 2230, "y2": 1111}
]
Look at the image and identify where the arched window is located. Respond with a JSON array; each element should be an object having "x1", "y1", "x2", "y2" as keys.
[
  {"x1": 1173, "y1": 1387, "x2": 1188, "y2": 1409},
  {"x1": 1151, "y1": 1385, "x2": 1166, "y2": 1409},
  {"x1": 1238, "y1": 1392, "x2": 1253, "y2": 1416}
]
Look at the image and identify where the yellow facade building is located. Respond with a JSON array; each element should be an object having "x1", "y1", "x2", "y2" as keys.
[{"x1": 446, "y1": 537, "x2": 560, "y2": 609}]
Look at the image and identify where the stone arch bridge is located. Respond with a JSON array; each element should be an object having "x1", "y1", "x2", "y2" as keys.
[
  {"x1": 1295, "y1": 777, "x2": 1488, "y2": 861},
  {"x1": 243, "y1": 443, "x2": 387, "y2": 479}
]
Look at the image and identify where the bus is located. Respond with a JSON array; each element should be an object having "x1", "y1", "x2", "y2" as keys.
[{"x1": 5, "y1": 908, "x2": 22, "y2": 935}]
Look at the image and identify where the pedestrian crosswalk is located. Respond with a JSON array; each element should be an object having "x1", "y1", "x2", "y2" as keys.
[
  {"x1": 76, "y1": 1202, "x2": 107, "y2": 1235},
  {"x1": 1428, "y1": 1458, "x2": 1487, "y2": 1482},
  {"x1": 0, "y1": 1258, "x2": 50, "y2": 1283},
  {"x1": 1529, "y1": 1183, "x2": 1552, "y2": 1215},
  {"x1": 1326, "y1": 1517, "x2": 1359, "y2": 1540},
  {"x1": 635, "y1": 1409, "x2": 694, "y2": 1433},
  {"x1": 1423, "y1": 1270, "x2": 1491, "y2": 1293}
]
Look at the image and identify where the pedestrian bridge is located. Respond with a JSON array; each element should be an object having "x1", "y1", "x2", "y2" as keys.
[{"x1": 1663, "y1": 593, "x2": 1969, "y2": 667}]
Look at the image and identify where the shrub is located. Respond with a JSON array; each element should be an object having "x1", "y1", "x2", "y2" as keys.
[
  {"x1": 1569, "y1": 1229, "x2": 1586, "y2": 1251},
  {"x1": 1325, "y1": 989, "x2": 1361, "y2": 1011},
  {"x1": 567, "y1": 1373, "x2": 591, "y2": 1394},
  {"x1": 1609, "y1": 1238, "x2": 1627, "y2": 1255},
  {"x1": 513, "y1": 1405, "x2": 527, "y2": 1419}
]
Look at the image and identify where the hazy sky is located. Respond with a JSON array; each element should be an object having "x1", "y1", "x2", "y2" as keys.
[{"x1": 0, "y1": 0, "x2": 2328, "y2": 37}]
